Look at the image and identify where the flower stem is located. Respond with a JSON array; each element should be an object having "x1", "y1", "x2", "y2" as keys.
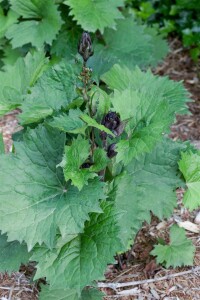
[{"x1": 81, "y1": 65, "x2": 95, "y2": 156}]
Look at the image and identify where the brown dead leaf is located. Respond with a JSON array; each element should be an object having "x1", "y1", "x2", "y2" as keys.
[{"x1": 144, "y1": 259, "x2": 160, "y2": 278}]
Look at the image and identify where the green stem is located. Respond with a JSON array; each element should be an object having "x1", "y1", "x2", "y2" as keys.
[{"x1": 81, "y1": 65, "x2": 95, "y2": 157}]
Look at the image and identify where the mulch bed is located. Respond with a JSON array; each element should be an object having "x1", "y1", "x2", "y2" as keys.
[
  {"x1": 0, "y1": 38, "x2": 200, "y2": 299},
  {"x1": 0, "y1": 272, "x2": 38, "y2": 300},
  {"x1": 156, "y1": 38, "x2": 200, "y2": 143}
]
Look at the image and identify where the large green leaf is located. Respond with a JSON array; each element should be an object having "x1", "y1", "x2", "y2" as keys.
[
  {"x1": 143, "y1": 26, "x2": 169, "y2": 66},
  {"x1": 151, "y1": 225, "x2": 195, "y2": 268},
  {"x1": 51, "y1": 25, "x2": 81, "y2": 61},
  {"x1": 110, "y1": 89, "x2": 139, "y2": 121},
  {"x1": 0, "y1": 51, "x2": 48, "y2": 116},
  {"x1": 179, "y1": 151, "x2": 200, "y2": 210},
  {"x1": 113, "y1": 174, "x2": 147, "y2": 248},
  {"x1": 81, "y1": 289, "x2": 104, "y2": 300},
  {"x1": 89, "y1": 17, "x2": 168, "y2": 77},
  {"x1": 32, "y1": 201, "x2": 121, "y2": 292},
  {"x1": 114, "y1": 138, "x2": 186, "y2": 247},
  {"x1": 19, "y1": 61, "x2": 81, "y2": 125},
  {"x1": 39, "y1": 286, "x2": 104, "y2": 300},
  {"x1": 101, "y1": 64, "x2": 190, "y2": 164},
  {"x1": 116, "y1": 97, "x2": 171, "y2": 165},
  {"x1": 6, "y1": 0, "x2": 63, "y2": 48},
  {"x1": 102, "y1": 64, "x2": 189, "y2": 115},
  {"x1": 102, "y1": 17, "x2": 154, "y2": 66},
  {"x1": 0, "y1": 234, "x2": 30, "y2": 273},
  {"x1": 0, "y1": 125, "x2": 105, "y2": 250},
  {"x1": 39, "y1": 286, "x2": 78, "y2": 300},
  {"x1": 64, "y1": 0, "x2": 124, "y2": 33}
]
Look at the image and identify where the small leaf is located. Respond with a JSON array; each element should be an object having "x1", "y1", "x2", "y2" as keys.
[
  {"x1": 90, "y1": 148, "x2": 109, "y2": 172},
  {"x1": 151, "y1": 225, "x2": 195, "y2": 268},
  {"x1": 48, "y1": 109, "x2": 86, "y2": 135},
  {"x1": 179, "y1": 151, "x2": 200, "y2": 210},
  {"x1": 59, "y1": 138, "x2": 109, "y2": 190},
  {"x1": 80, "y1": 114, "x2": 115, "y2": 137},
  {"x1": 59, "y1": 136, "x2": 96, "y2": 190}
]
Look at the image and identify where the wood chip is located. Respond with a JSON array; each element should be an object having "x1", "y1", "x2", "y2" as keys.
[
  {"x1": 168, "y1": 285, "x2": 176, "y2": 292},
  {"x1": 150, "y1": 288, "x2": 160, "y2": 299},
  {"x1": 156, "y1": 221, "x2": 167, "y2": 230},
  {"x1": 117, "y1": 287, "x2": 140, "y2": 295},
  {"x1": 195, "y1": 212, "x2": 200, "y2": 224},
  {"x1": 177, "y1": 221, "x2": 200, "y2": 233}
]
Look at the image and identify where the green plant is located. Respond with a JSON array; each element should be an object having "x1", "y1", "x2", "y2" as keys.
[
  {"x1": 0, "y1": 2, "x2": 199, "y2": 300},
  {"x1": 0, "y1": 30, "x2": 199, "y2": 299},
  {"x1": 151, "y1": 225, "x2": 195, "y2": 268},
  {"x1": 127, "y1": 0, "x2": 200, "y2": 60}
]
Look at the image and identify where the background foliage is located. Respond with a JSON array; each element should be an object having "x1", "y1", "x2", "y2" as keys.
[{"x1": 126, "y1": 0, "x2": 200, "y2": 60}]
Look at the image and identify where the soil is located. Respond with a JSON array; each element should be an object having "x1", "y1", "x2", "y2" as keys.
[{"x1": 0, "y1": 38, "x2": 200, "y2": 300}]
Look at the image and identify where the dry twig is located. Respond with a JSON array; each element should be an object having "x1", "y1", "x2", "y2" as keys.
[{"x1": 98, "y1": 266, "x2": 200, "y2": 290}]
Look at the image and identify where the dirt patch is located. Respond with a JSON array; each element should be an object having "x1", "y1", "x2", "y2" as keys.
[{"x1": 0, "y1": 110, "x2": 20, "y2": 153}]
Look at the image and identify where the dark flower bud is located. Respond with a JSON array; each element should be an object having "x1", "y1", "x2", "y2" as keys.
[
  {"x1": 78, "y1": 32, "x2": 93, "y2": 62},
  {"x1": 102, "y1": 112, "x2": 120, "y2": 131},
  {"x1": 81, "y1": 162, "x2": 93, "y2": 169},
  {"x1": 100, "y1": 130, "x2": 107, "y2": 141},
  {"x1": 107, "y1": 143, "x2": 117, "y2": 158},
  {"x1": 100, "y1": 112, "x2": 121, "y2": 140},
  {"x1": 113, "y1": 122, "x2": 125, "y2": 137}
]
